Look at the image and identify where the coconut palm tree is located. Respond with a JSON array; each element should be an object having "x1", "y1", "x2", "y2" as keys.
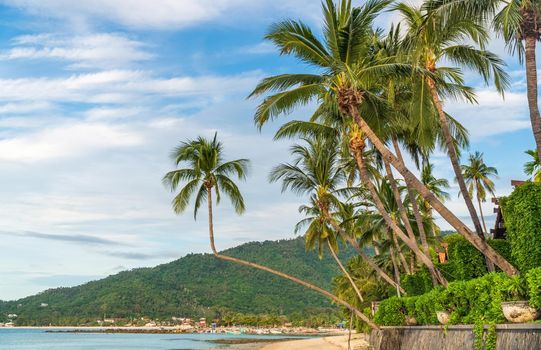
[
  {"x1": 163, "y1": 133, "x2": 378, "y2": 329},
  {"x1": 461, "y1": 152, "x2": 498, "y2": 234},
  {"x1": 395, "y1": 2, "x2": 508, "y2": 249},
  {"x1": 271, "y1": 136, "x2": 399, "y2": 295},
  {"x1": 420, "y1": 163, "x2": 450, "y2": 236},
  {"x1": 426, "y1": 0, "x2": 541, "y2": 156},
  {"x1": 524, "y1": 149, "x2": 541, "y2": 182},
  {"x1": 250, "y1": 0, "x2": 517, "y2": 275},
  {"x1": 295, "y1": 197, "x2": 365, "y2": 303}
]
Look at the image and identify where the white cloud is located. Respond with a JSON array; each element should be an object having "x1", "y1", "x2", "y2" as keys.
[
  {"x1": 0, "y1": 122, "x2": 143, "y2": 161},
  {"x1": 0, "y1": 33, "x2": 152, "y2": 69},
  {"x1": 0, "y1": 70, "x2": 262, "y2": 104},
  {"x1": 0, "y1": 0, "x2": 321, "y2": 29},
  {"x1": 446, "y1": 89, "x2": 531, "y2": 138}
]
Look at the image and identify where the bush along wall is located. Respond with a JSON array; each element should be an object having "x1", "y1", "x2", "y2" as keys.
[
  {"x1": 500, "y1": 182, "x2": 541, "y2": 273},
  {"x1": 375, "y1": 270, "x2": 541, "y2": 327},
  {"x1": 401, "y1": 235, "x2": 514, "y2": 297}
]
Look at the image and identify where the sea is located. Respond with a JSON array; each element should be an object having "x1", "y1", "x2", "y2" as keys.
[{"x1": 0, "y1": 328, "x2": 302, "y2": 349}]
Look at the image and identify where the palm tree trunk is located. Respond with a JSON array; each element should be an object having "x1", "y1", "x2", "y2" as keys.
[
  {"x1": 428, "y1": 206, "x2": 437, "y2": 237},
  {"x1": 326, "y1": 239, "x2": 364, "y2": 303},
  {"x1": 391, "y1": 139, "x2": 438, "y2": 286},
  {"x1": 389, "y1": 246, "x2": 402, "y2": 298},
  {"x1": 477, "y1": 196, "x2": 488, "y2": 235},
  {"x1": 383, "y1": 160, "x2": 417, "y2": 245},
  {"x1": 205, "y1": 187, "x2": 379, "y2": 330},
  {"x1": 348, "y1": 108, "x2": 518, "y2": 276},
  {"x1": 524, "y1": 24, "x2": 541, "y2": 156},
  {"x1": 320, "y1": 207, "x2": 405, "y2": 293},
  {"x1": 348, "y1": 133, "x2": 447, "y2": 286},
  {"x1": 391, "y1": 139, "x2": 431, "y2": 255},
  {"x1": 391, "y1": 231, "x2": 411, "y2": 275},
  {"x1": 425, "y1": 77, "x2": 495, "y2": 273}
]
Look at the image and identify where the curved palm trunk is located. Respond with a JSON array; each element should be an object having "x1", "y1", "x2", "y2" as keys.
[
  {"x1": 320, "y1": 208, "x2": 405, "y2": 293},
  {"x1": 477, "y1": 196, "x2": 488, "y2": 235},
  {"x1": 349, "y1": 108, "x2": 518, "y2": 276},
  {"x1": 205, "y1": 187, "x2": 379, "y2": 330},
  {"x1": 524, "y1": 26, "x2": 541, "y2": 156},
  {"x1": 326, "y1": 239, "x2": 364, "y2": 303},
  {"x1": 348, "y1": 133, "x2": 447, "y2": 286},
  {"x1": 391, "y1": 139, "x2": 438, "y2": 286},
  {"x1": 425, "y1": 77, "x2": 495, "y2": 272}
]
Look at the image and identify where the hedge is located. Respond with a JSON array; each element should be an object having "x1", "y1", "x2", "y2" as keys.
[
  {"x1": 374, "y1": 272, "x2": 536, "y2": 326},
  {"x1": 401, "y1": 236, "x2": 514, "y2": 297},
  {"x1": 501, "y1": 183, "x2": 541, "y2": 273}
]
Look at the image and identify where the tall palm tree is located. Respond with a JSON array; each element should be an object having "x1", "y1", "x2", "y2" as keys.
[
  {"x1": 163, "y1": 133, "x2": 378, "y2": 329},
  {"x1": 395, "y1": 2, "x2": 508, "y2": 248},
  {"x1": 524, "y1": 149, "x2": 541, "y2": 182},
  {"x1": 295, "y1": 197, "x2": 365, "y2": 303},
  {"x1": 271, "y1": 136, "x2": 399, "y2": 295},
  {"x1": 461, "y1": 152, "x2": 498, "y2": 234},
  {"x1": 250, "y1": 0, "x2": 517, "y2": 275},
  {"x1": 253, "y1": 0, "x2": 447, "y2": 284},
  {"x1": 426, "y1": 0, "x2": 541, "y2": 156},
  {"x1": 420, "y1": 163, "x2": 450, "y2": 236}
]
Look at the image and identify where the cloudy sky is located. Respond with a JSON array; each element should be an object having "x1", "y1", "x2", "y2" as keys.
[{"x1": 0, "y1": 0, "x2": 536, "y2": 300}]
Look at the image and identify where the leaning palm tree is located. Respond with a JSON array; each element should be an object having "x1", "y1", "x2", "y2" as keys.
[
  {"x1": 163, "y1": 133, "x2": 378, "y2": 329},
  {"x1": 271, "y1": 136, "x2": 399, "y2": 296},
  {"x1": 426, "y1": 0, "x2": 541, "y2": 156},
  {"x1": 395, "y1": 2, "x2": 508, "y2": 249},
  {"x1": 461, "y1": 152, "x2": 498, "y2": 234},
  {"x1": 295, "y1": 197, "x2": 365, "y2": 303},
  {"x1": 250, "y1": 0, "x2": 517, "y2": 275},
  {"x1": 524, "y1": 149, "x2": 541, "y2": 183}
]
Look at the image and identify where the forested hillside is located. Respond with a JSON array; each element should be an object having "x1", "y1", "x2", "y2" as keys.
[{"x1": 0, "y1": 237, "x2": 355, "y2": 325}]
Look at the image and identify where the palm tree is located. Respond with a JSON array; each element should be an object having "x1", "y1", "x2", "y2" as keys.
[
  {"x1": 271, "y1": 136, "x2": 399, "y2": 295},
  {"x1": 420, "y1": 163, "x2": 450, "y2": 236},
  {"x1": 163, "y1": 133, "x2": 378, "y2": 329},
  {"x1": 253, "y1": 0, "x2": 447, "y2": 284},
  {"x1": 395, "y1": 2, "x2": 508, "y2": 250},
  {"x1": 295, "y1": 197, "x2": 365, "y2": 303},
  {"x1": 426, "y1": 0, "x2": 541, "y2": 156},
  {"x1": 250, "y1": 0, "x2": 517, "y2": 275},
  {"x1": 461, "y1": 152, "x2": 498, "y2": 234},
  {"x1": 524, "y1": 150, "x2": 541, "y2": 182}
]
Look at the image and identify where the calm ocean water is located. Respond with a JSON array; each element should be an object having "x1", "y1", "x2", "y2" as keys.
[{"x1": 0, "y1": 329, "x2": 301, "y2": 349}]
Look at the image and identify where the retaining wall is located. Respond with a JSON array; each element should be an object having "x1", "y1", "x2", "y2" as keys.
[{"x1": 369, "y1": 324, "x2": 541, "y2": 350}]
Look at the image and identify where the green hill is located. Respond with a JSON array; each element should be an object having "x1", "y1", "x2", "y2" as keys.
[{"x1": 0, "y1": 237, "x2": 355, "y2": 326}]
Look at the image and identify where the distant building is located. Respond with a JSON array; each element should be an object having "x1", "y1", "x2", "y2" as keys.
[
  {"x1": 40, "y1": 303, "x2": 48, "y2": 308},
  {"x1": 198, "y1": 318, "x2": 206, "y2": 327},
  {"x1": 7, "y1": 314, "x2": 17, "y2": 319}
]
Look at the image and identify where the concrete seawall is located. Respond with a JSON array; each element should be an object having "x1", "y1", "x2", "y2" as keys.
[{"x1": 369, "y1": 323, "x2": 541, "y2": 350}]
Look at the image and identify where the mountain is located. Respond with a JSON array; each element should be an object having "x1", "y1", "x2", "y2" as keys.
[{"x1": 0, "y1": 237, "x2": 355, "y2": 326}]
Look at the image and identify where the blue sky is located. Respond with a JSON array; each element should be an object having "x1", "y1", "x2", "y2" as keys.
[{"x1": 0, "y1": 0, "x2": 537, "y2": 300}]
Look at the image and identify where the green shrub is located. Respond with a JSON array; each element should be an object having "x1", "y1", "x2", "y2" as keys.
[
  {"x1": 374, "y1": 273, "x2": 515, "y2": 326},
  {"x1": 402, "y1": 269, "x2": 433, "y2": 296},
  {"x1": 374, "y1": 297, "x2": 405, "y2": 326},
  {"x1": 414, "y1": 288, "x2": 441, "y2": 325},
  {"x1": 444, "y1": 235, "x2": 488, "y2": 280},
  {"x1": 527, "y1": 267, "x2": 541, "y2": 309},
  {"x1": 488, "y1": 239, "x2": 513, "y2": 265},
  {"x1": 501, "y1": 183, "x2": 541, "y2": 272}
]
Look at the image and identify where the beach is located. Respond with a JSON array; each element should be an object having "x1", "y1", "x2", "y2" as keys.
[{"x1": 258, "y1": 334, "x2": 370, "y2": 350}]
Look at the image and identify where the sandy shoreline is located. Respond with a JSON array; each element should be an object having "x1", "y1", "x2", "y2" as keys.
[{"x1": 228, "y1": 334, "x2": 371, "y2": 350}]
